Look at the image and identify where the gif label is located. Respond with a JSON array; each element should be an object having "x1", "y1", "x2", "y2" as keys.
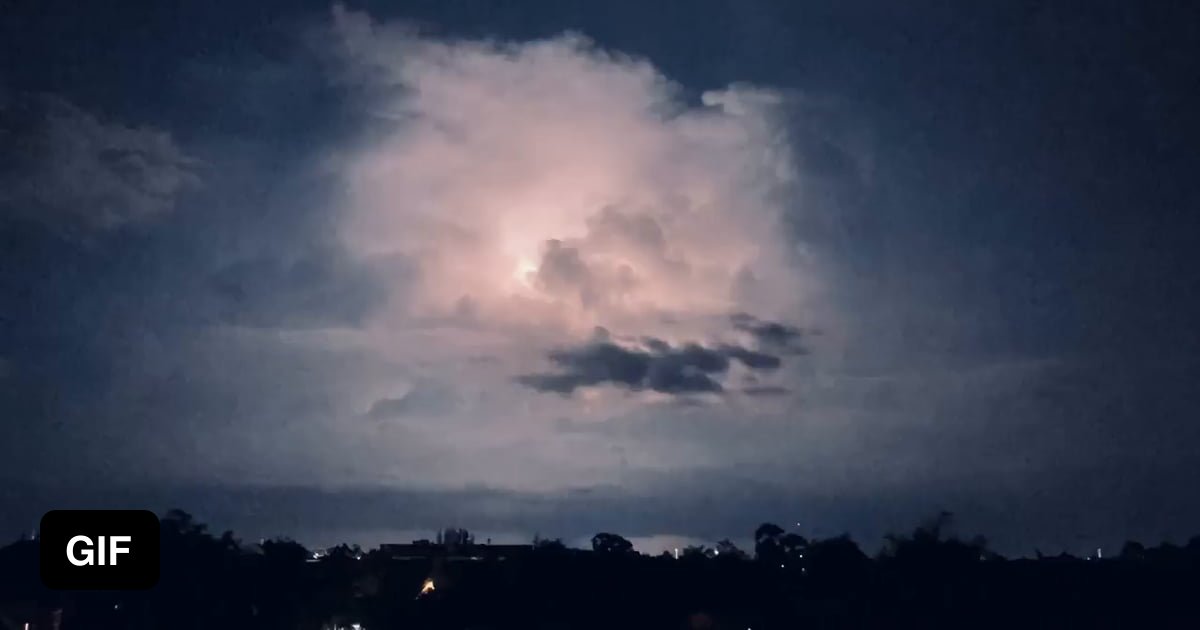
[{"x1": 40, "y1": 510, "x2": 160, "y2": 590}]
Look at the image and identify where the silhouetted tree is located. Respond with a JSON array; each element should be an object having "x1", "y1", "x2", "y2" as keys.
[
  {"x1": 754, "y1": 522, "x2": 787, "y2": 564},
  {"x1": 1121, "y1": 540, "x2": 1146, "y2": 560},
  {"x1": 781, "y1": 532, "x2": 809, "y2": 562},
  {"x1": 805, "y1": 534, "x2": 870, "y2": 580},
  {"x1": 881, "y1": 511, "x2": 985, "y2": 569},
  {"x1": 327, "y1": 543, "x2": 363, "y2": 561},
  {"x1": 219, "y1": 529, "x2": 240, "y2": 551},
  {"x1": 715, "y1": 539, "x2": 748, "y2": 560},
  {"x1": 437, "y1": 527, "x2": 474, "y2": 547},
  {"x1": 591, "y1": 532, "x2": 635, "y2": 556},
  {"x1": 262, "y1": 538, "x2": 309, "y2": 564},
  {"x1": 533, "y1": 536, "x2": 568, "y2": 554}
]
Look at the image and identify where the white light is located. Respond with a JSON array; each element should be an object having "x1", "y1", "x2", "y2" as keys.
[{"x1": 512, "y1": 258, "x2": 539, "y2": 289}]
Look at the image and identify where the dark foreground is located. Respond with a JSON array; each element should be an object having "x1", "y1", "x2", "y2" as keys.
[{"x1": 3, "y1": 511, "x2": 1199, "y2": 629}]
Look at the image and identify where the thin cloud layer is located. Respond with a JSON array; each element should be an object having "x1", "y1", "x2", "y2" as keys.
[{"x1": 0, "y1": 94, "x2": 200, "y2": 233}]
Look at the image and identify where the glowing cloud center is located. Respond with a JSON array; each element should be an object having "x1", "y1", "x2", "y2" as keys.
[{"x1": 335, "y1": 10, "x2": 804, "y2": 342}]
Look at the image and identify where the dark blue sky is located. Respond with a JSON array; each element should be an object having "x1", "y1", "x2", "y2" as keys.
[{"x1": 2, "y1": 0, "x2": 1198, "y2": 554}]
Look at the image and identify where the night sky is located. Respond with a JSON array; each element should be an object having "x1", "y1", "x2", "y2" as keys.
[{"x1": 2, "y1": 0, "x2": 1198, "y2": 556}]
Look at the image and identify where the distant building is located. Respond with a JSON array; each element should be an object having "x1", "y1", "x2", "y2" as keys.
[
  {"x1": 436, "y1": 528, "x2": 474, "y2": 547},
  {"x1": 379, "y1": 541, "x2": 533, "y2": 562},
  {"x1": 380, "y1": 528, "x2": 531, "y2": 562},
  {"x1": 377, "y1": 530, "x2": 534, "y2": 598}
]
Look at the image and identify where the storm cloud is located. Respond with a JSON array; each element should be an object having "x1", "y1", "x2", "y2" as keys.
[
  {"x1": 3, "y1": 1, "x2": 1197, "y2": 558},
  {"x1": 331, "y1": 5, "x2": 813, "y2": 349},
  {"x1": 730, "y1": 312, "x2": 809, "y2": 354}
]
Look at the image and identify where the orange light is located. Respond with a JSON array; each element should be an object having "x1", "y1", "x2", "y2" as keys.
[{"x1": 419, "y1": 578, "x2": 436, "y2": 596}]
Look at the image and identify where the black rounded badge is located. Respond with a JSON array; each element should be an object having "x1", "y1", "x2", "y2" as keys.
[{"x1": 40, "y1": 510, "x2": 160, "y2": 590}]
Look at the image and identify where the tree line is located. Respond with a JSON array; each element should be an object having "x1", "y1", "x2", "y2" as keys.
[{"x1": 2, "y1": 509, "x2": 1199, "y2": 629}]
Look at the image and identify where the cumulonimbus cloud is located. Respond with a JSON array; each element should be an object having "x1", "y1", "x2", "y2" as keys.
[{"x1": 329, "y1": 5, "x2": 817, "y2": 396}]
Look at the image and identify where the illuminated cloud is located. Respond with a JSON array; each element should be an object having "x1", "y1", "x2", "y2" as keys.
[{"x1": 325, "y1": 6, "x2": 818, "y2": 402}]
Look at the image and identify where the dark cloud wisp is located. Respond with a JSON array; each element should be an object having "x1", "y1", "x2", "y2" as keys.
[
  {"x1": 0, "y1": 94, "x2": 199, "y2": 233},
  {"x1": 730, "y1": 312, "x2": 810, "y2": 354},
  {"x1": 518, "y1": 334, "x2": 785, "y2": 395}
]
